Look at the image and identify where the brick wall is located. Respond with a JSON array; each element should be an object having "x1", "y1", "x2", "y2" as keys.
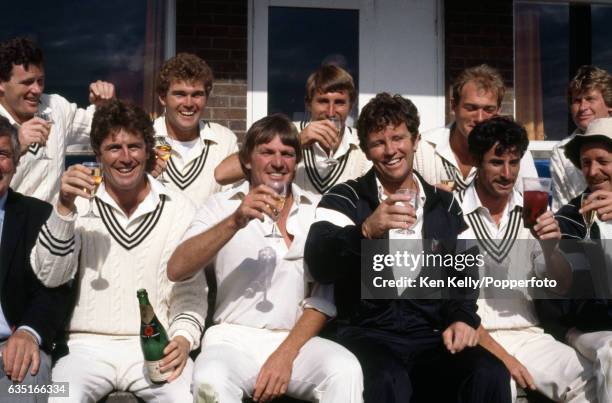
[
  {"x1": 176, "y1": 0, "x2": 248, "y2": 140},
  {"x1": 444, "y1": 0, "x2": 514, "y2": 118}
]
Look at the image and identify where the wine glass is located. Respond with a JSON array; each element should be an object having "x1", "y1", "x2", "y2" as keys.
[
  {"x1": 82, "y1": 161, "x2": 102, "y2": 218},
  {"x1": 322, "y1": 117, "x2": 341, "y2": 166},
  {"x1": 265, "y1": 181, "x2": 288, "y2": 239},
  {"x1": 580, "y1": 192, "x2": 596, "y2": 244},
  {"x1": 395, "y1": 188, "x2": 418, "y2": 235},
  {"x1": 33, "y1": 111, "x2": 53, "y2": 161},
  {"x1": 154, "y1": 136, "x2": 172, "y2": 183}
]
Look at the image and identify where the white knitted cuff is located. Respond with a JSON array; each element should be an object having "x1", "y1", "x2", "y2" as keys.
[
  {"x1": 168, "y1": 317, "x2": 204, "y2": 351},
  {"x1": 301, "y1": 296, "x2": 337, "y2": 318}
]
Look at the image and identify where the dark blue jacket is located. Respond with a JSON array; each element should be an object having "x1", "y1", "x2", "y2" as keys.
[{"x1": 304, "y1": 168, "x2": 480, "y2": 334}]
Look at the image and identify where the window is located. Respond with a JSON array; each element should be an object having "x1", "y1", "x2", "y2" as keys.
[
  {"x1": 267, "y1": 6, "x2": 359, "y2": 122},
  {"x1": 515, "y1": 1, "x2": 612, "y2": 142},
  {"x1": 1, "y1": 0, "x2": 171, "y2": 114}
]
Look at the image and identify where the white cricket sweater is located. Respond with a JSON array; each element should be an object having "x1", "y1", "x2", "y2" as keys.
[{"x1": 31, "y1": 177, "x2": 206, "y2": 349}]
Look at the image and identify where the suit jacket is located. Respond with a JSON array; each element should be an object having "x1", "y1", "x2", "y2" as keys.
[{"x1": 0, "y1": 189, "x2": 74, "y2": 353}]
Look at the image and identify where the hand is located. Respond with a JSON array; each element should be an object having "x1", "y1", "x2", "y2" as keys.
[
  {"x1": 501, "y1": 354, "x2": 536, "y2": 391},
  {"x1": 532, "y1": 211, "x2": 561, "y2": 241},
  {"x1": 150, "y1": 150, "x2": 168, "y2": 178},
  {"x1": 300, "y1": 120, "x2": 340, "y2": 151},
  {"x1": 442, "y1": 321, "x2": 478, "y2": 354},
  {"x1": 231, "y1": 184, "x2": 281, "y2": 229},
  {"x1": 3, "y1": 329, "x2": 40, "y2": 382},
  {"x1": 579, "y1": 190, "x2": 612, "y2": 222},
  {"x1": 18, "y1": 117, "x2": 51, "y2": 154},
  {"x1": 253, "y1": 347, "x2": 297, "y2": 402},
  {"x1": 361, "y1": 193, "x2": 416, "y2": 239},
  {"x1": 160, "y1": 336, "x2": 190, "y2": 382},
  {"x1": 58, "y1": 164, "x2": 96, "y2": 215},
  {"x1": 89, "y1": 81, "x2": 115, "y2": 106}
]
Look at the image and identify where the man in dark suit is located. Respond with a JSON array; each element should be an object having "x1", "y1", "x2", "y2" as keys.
[{"x1": 0, "y1": 115, "x2": 73, "y2": 401}]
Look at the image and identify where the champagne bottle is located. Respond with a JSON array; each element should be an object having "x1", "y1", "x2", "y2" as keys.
[{"x1": 137, "y1": 289, "x2": 170, "y2": 383}]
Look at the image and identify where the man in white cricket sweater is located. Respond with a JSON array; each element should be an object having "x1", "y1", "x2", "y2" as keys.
[
  {"x1": 153, "y1": 53, "x2": 238, "y2": 207},
  {"x1": 31, "y1": 100, "x2": 206, "y2": 402},
  {"x1": 0, "y1": 36, "x2": 115, "y2": 203},
  {"x1": 414, "y1": 64, "x2": 538, "y2": 193},
  {"x1": 168, "y1": 114, "x2": 363, "y2": 403},
  {"x1": 457, "y1": 116, "x2": 596, "y2": 402},
  {"x1": 214, "y1": 64, "x2": 371, "y2": 194}
]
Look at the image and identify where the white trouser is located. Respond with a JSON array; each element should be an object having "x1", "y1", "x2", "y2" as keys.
[
  {"x1": 49, "y1": 336, "x2": 193, "y2": 403},
  {"x1": 193, "y1": 323, "x2": 363, "y2": 403},
  {"x1": 568, "y1": 330, "x2": 612, "y2": 403},
  {"x1": 490, "y1": 327, "x2": 596, "y2": 402}
]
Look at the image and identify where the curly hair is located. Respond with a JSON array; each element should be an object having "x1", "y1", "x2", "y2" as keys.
[
  {"x1": 468, "y1": 116, "x2": 529, "y2": 166},
  {"x1": 90, "y1": 99, "x2": 156, "y2": 171},
  {"x1": 0, "y1": 37, "x2": 44, "y2": 82},
  {"x1": 156, "y1": 53, "x2": 214, "y2": 96},
  {"x1": 567, "y1": 65, "x2": 612, "y2": 107},
  {"x1": 239, "y1": 114, "x2": 301, "y2": 180},
  {"x1": 304, "y1": 64, "x2": 356, "y2": 107},
  {"x1": 357, "y1": 93, "x2": 420, "y2": 152},
  {"x1": 451, "y1": 64, "x2": 505, "y2": 108}
]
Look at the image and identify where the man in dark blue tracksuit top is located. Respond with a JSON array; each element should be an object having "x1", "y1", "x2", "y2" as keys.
[{"x1": 305, "y1": 93, "x2": 510, "y2": 402}]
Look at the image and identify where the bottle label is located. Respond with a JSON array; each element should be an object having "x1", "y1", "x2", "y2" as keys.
[{"x1": 145, "y1": 360, "x2": 171, "y2": 383}]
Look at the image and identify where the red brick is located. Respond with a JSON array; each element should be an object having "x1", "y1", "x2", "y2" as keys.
[
  {"x1": 229, "y1": 120, "x2": 246, "y2": 131},
  {"x1": 211, "y1": 108, "x2": 245, "y2": 120},
  {"x1": 207, "y1": 96, "x2": 229, "y2": 107},
  {"x1": 213, "y1": 83, "x2": 247, "y2": 96},
  {"x1": 230, "y1": 97, "x2": 246, "y2": 108}
]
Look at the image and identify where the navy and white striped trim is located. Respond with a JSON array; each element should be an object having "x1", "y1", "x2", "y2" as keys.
[
  {"x1": 166, "y1": 140, "x2": 211, "y2": 190},
  {"x1": 96, "y1": 196, "x2": 166, "y2": 250},
  {"x1": 442, "y1": 159, "x2": 470, "y2": 191},
  {"x1": 303, "y1": 146, "x2": 351, "y2": 194},
  {"x1": 171, "y1": 313, "x2": 204, "y2": 334},
  {"x1": 465, "y1": 203, "x2": 523, "y2": 264},
  {"x1": 28, "y1": 143, "x2": 40, "y2": 156},
  {"x1": 39, "y1": 223, "x2": 75, "y2": 257}
]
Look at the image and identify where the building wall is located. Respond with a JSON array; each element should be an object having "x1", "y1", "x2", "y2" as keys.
[
  {"x1": 176, "y1": 0, "x2": 248, "y2": 139},
  {"x1": 175, "y1": 0, "x2": 516, "y2": 136}
]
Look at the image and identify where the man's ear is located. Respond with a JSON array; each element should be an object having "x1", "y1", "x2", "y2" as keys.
[{"x1": 158, "y1": 94, "x2": 167, "y2": 107}]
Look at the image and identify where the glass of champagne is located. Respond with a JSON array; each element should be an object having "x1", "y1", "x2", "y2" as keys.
[
  {"x1": 82, "y1": 161, "x2": 102, "y2": 218},
  {"x1": 265, "y1": 181, "x2": 288, "y2": 239},
  {"x1": 154, "y1": 136, "x2": 172, "y2": 183},
  {"x1": 395, "y1": 188, "x2": 418, "y2": 235},
  {"x1": 580, "y1": 193, "x2": 596, "y2": 244},
  {"x1": 322, "y1": 117, "x2": 341, "y2": 166},
  {"x1": 34, "y1": 111, "x2": 53, "y2": 161},
  {"x1": 440, "y1": 179, "x2": 456, "y2": 192}
]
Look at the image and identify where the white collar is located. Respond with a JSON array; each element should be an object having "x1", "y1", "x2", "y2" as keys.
[
  {"x1": 425, "y1": 122, "x2": 459, "y2": 168},
  {"x1": 461, "y1": 180, "x2": 523, "y2": 216},
  {"x1": 557, "y1": 129, "x2": 582, "y2": 149},
  {"x1": 97, "y1": 174, "x2": 170, "y2": 219},
  {"x1": 375, "y1": 172, "x2": 427, "y2": 206}
]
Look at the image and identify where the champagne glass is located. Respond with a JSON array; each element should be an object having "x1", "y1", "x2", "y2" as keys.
[
  {"x1": 580, "y1": 192, "x2": 596, "y2": 244},
  {"x1": 256, "y1": 247, "x2": 275, "y2": 312},
  {"x1": 395, "y1": 188, "x2": 418, "y2": 235},
  {"x1": 523, "y1": 178, "x2": 551, "y2": 229},
  {"x1": 82, "y1": 161, "x2": 102, "y2": 218},
  {"x1": 154, "y1": 136, "x2": 172, "y2": 183},
  {"x1": 265, "y1": 181, "x2": 288, "y2": 239},
  {"x1": 33, "y1": 111, "x2": 53, "y2": 161},
  {"x1": 440, "y1": 178, "x2": 456, "y2": 192},
  {"x1": 322, "y1": 117, "x2": 341, "y2": 166}
]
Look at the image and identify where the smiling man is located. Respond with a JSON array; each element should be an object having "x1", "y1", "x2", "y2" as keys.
[
  {"x1": 415, "y1": 64, "x2": 538, "y2": 193},
  {"x1": 214, "y1": 64, "x2": 371, "y2": 194},
  {"x1": 552, "y1": 117, "x2": 612, "y2": 402},
  {"x1": 0, "y1": 37, "x2": 115, "y2": 203},
  {"x1": 456, "y1": 116, "x2": 596, "y2": 402},
  {"x1": 168, "y1": 114, "x2": 362, "y2": 403},
  {"x1": 551, "y1": 66, "x2": 612, "y2": 210},
  {"x1": 30, "y1": 99, "x2": 206, "y2": 402},
  {"x1": 153, "y1": 53, "x2": 238, "y2": 207},
  {"x1": 305, "y1": 93, "x2": 510, "y2": 403}
]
